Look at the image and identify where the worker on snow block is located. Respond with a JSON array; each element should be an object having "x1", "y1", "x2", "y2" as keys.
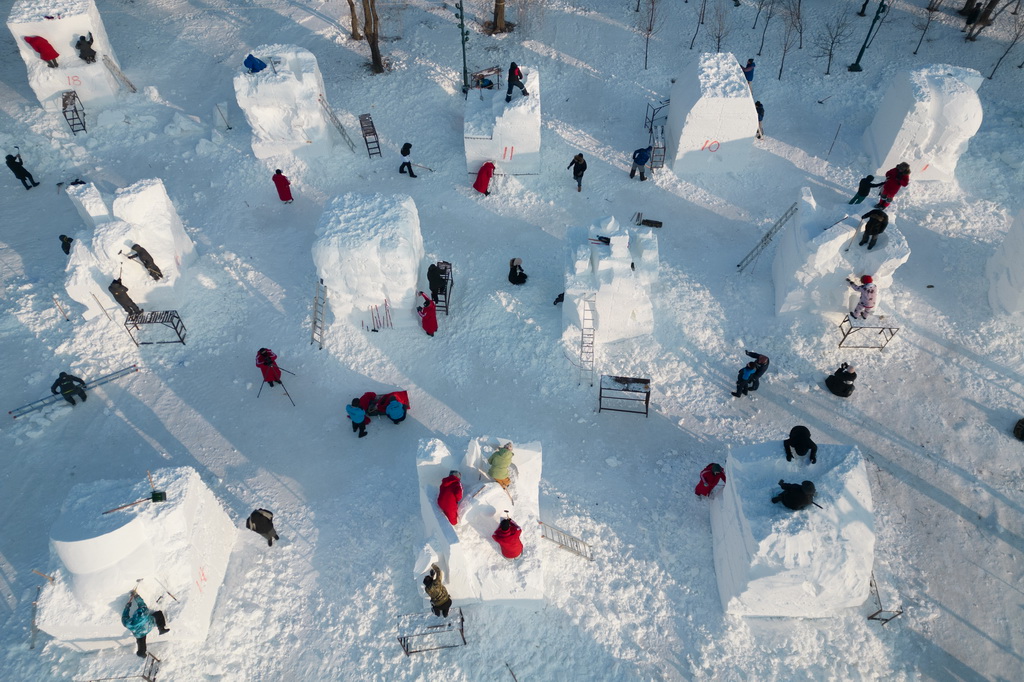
[
  {"x1": 437, "y1": 471, "x2": 462, "y2": 525},
  {"x1": 857, "y1": 209, "x2": 889, "y2": 250},
  {"x1": 23, "y1": 36, "x2": 59, "y2": 67},
  {"x1": 488, "y1": 443, "x2": 515, "y2": 489},
  {"x1": 505, "y1": 62, "x2": 528, "y2": 103},
  {"x1": 694, "y1": 463, "x2": 726, "y2": 497},
  {"x1": 492, "y1": 517, "x2": 524, "y2": 559},
  {"x1": 51, "y1": 372, "x2": 87, "y2": 405},
  {"x1": 784, "y1": 426, "x2": 818, "y2": 464},
  {"x1": 128, "y1": 244, "x2": 163, "y2": 280},
  {"x1": 423, "y1": 564, "x2": 452, "y2": 617},
  {"x1": 256, "y1": 348, "x2": 282, "y2": 386},
  {"x1": 245, "y1": 508, "x2": 280, "y2": 547},
  {"x1": 772, "y1": 480, "x2": 817, "y2": 511},
  {"x1": 75, "y1": 32, "x2": 96, "y2": 63},
  {"x1": 243, "y1": 53, "x2": 267, "y2": 73},
  {"x1": 108, "y1": 278, "x2": 142, "y2": 315},
  {"x1": 122, "y1": 593, "x2": 169, "y2": 658}
]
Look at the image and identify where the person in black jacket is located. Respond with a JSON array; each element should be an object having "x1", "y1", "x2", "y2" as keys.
[
  {"x1": 772, "y1": 480, "x2": 816, "y2": 511},
  {"x1": 754, "y1": 101, "x2": 765, "y2": 139},
  {"x1": 858, "y1": 209, "x2": 889, "y2": 250},
  {"x1": 398, "y1": 142, "x2": 416, "y2": 178},
  {"x1": 745, "y1": 350, "x2": 770, "y2": 391},
  {"x1": 245, "y1": 509, "x2": 280, "y2": 547},
  {"x1": 60, "y1": 234, "x2": 74, "y2": 255},
  {"x1": 75, "y1": 32, "x2": 97, "y2": 63},
  {"x1": 108, "y1": 278, "x2": 142, "y2": 315},
  {"x1": 51, "y1": 372, "x2": 87, "y2": 405},
  {"x1": 508, "y1": 258, "x2": 527, "y2": 285},
  {"x1": 128, "y1": 244, "x2": 163, "y2": 280},
  {"x1": 5, "y1": 154, "x2": 40, "y2": 190},
  {"x1": 427, "y1": 263, "x2": 446, "y2": 302},
  {"x1": 505, "y1": 62, "x2": 528, "y2": 103},
  {"x1": 849, "y1": 175, "x2": 884, "y2": 204},
  {"x1": 784, "y1": 426, "x2": 818, "y2": 464},
  {"x1": 567, "y1": 153, "x2": 587, "y2": 192},
  {"x1": 825, "y1": 362, "x2": 857, "y2": 397}
]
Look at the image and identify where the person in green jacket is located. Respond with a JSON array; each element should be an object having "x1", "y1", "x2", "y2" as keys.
[
  {"x1": 423, "y1": 564, "x2": 452, "y2": 617},
  {"x1": 488, "y1": 443, "x2": 514, "y2": 489}
]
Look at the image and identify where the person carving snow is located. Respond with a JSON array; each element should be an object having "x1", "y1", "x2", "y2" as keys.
[
  {"x1": 825, "y1": 362, "x2": 857, "y2": 397},
  {"x1": 24, "y1": 36, "x2": 59, "y2": 67},
  {"x1": 772, "y1": 480, "x2": 817, "y2": 511},
  {"x1": 694, "y1": 463, "x2": 726, "y2": 497},
  {"x1": 492, "y1": 517, "x2": 523, "y2": 559},
  {"x1": 505, "y1": 62, "x2": 528, "y2": 103},
  {"x1": 122, "y1": 593, "x2": 169, "y2": 658},
  {"x1": 75, "y1": 32, "x2": 96, "y2": 63},
  {"x1": 784, "y1": 425, "x2": 818, "y2": 464},
  {"x1": 848, "y1": 275, "x2": 877, "y2": 320},
  {"x1": 858, "y1": 209, "x2": 889, "y2": 250},
  {"x1": 245, "y1": 508, "x2": 280, "y2": 547},
  {"x1": 423, "y1": 564, "x2": 452, "y2": 617},
  {"x1": 488, "y1": 443, "x2": 515, "y2": 489},
  {"x1": 437, "y1": 471, "x2": 463, "y2": 525},
  {"x1": 876, "y1": 162, "x2": 910, "y2": 209}
]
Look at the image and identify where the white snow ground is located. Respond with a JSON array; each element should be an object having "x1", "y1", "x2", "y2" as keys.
[{"x1": 1, "y1": 1, "x2": 1023, "y2": 680}]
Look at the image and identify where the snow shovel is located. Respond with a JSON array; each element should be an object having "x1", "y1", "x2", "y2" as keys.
[{"x1": 102, "y1": 490, "x2": 167, "y2": 515}]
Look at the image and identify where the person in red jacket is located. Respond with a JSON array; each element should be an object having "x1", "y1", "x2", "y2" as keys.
[
  {"x1": 272, "y1": 169, "x2": 293, "y2": 203},
  {"x1": 492, "y1": 517, "x2": 523, "y2": 559},
  {"x1": 256, "y1": 348, "x2": 282, "y2": 386},
  {"x1": 24, "y1": 36, "x2": 59, "y2": 67},
  {"x1": 473, "y1": 161, "x2": 495, "y2": 196},
  {"x1": 436, "y1": 471, "x2": 462, "y2": 525},
  {"x1": 876, "y1": 162, "x2": 909, "y2": 209},
  {"x1": 694, "y1": 463, "x2": 726, "y2": 497},
  {"x1": 417, "y1": 292, "x2": 438, "y2": 337}
]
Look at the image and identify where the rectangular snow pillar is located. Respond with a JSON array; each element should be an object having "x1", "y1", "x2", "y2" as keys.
[
  {"x1": 233, "y1": 44, "x2": 333, "y2": 159},
  {"x1": 112, "y1": 178, "x2": 196, "y2": 273},
  {"x1": 664, "y1": 53, "x2": 758, "y2": 174},
  {"x1": 464, "y1": 67, "x2": 541, "y2": 175},
  {"x1": 863, "y1": 65, "x2": 983, "y2": 183},
  {"x1": 710, "y1": 443, "x2": 875, "y2": 618},
  {"x1": 7, "y1": 0, "x2": 122, "y2": 111},
  {"x1": 66, "y1": 181, "x2": 113, "y2": 228},
  {"x1": 987, "y1": 210, "x2": 1024, "y2": 317}
]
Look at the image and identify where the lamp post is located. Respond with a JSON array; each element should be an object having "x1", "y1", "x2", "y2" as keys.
[
  {"x1": 849, "y1": 0, "x2": 888, "y2": 72},
  {"x1": 456, "y1": 1, "x2": 470, "y2": 93}
]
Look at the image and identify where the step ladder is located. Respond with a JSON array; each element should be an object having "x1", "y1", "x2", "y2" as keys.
[
  {"x1": 317, "y1": 94, "x2": 356, "y2": 153},
  {"x1": 311, "y1": 278, "x2": 327, "y2": 349},
  {"x1": 433, "y1": 261, "x2": 453, "y2": 315},
  {"x1": 644, "y1": 98, "x2": 670, "y2": 132},
  {"x1": 539, "y1": 520, "x2": 594, "y2": 561},
  {"x1": 649, "y1": 125, "x2": 666, "y2": 169},
  {"x1": 578, "y1": 294, "x2": 596, "y2": 386},
  {"x1": 61, "y1": 91, "x2": 87, "y2": 135},
  {"x1": 102, "y1": 55, "x2": 137, "y2": 93},
  {"x1": 358, "y1": 114, "x2": 381, "y2": 158}
]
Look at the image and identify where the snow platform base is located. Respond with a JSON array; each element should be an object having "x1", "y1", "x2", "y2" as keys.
[{"x1": 396, "y1": 607, "x2": 466, "y2": 656}]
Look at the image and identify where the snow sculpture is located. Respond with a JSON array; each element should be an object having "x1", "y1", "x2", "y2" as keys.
[
  {"x1": 664, "y1": 53, "x2": 758, "y2": 174},
  {"x1": 863, "y1": 65, "x2": 983, "y2": 183},
  {"x1": 312, "y1": 193, "x2": 424, "y2": 327},
  {"x1": 7, "y1": 0, "x2": 122, "y2": 110},
  {"x1": 36, "y1": 467, "x2": 237, "y2": 650},
  {"x1": 64, "y1": 179, "x2": 195, "y2": 319},
  {"x1": 986, "y1": 211, "x2": 1024, "y2": 316},
  {"x1": 772, "y1": 188, "x2": 909, "y2": 316},
  {"x1": 562, "y1": 216, "x2": 658, "y2": 345},
  {"x1": 464, "y1": 66, "x2": 541, "y2": 175},
  {"x1": 414, "y1": 437, "x2": 544, "y2": 606},
  {"x1": 711, "y1": 443, "x2": 875, "y2": 618},
  {"x1": 232, "y1": 45, "x2": 333, "y2": 159}
]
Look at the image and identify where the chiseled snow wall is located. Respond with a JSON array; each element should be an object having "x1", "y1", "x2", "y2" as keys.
[
  {"x1": 863, "y1": 65, "x2": 983, "y2": 183},
  {"x1": 664, "y1": 53, "x2": 758, "y2": 174},
  {"x1": 987, "y1": 211, "x2": 1024, "y2": 316},
  {"x1": 233, "y1": 44, "x2": 333, "y2": 159},
  {"x1": 710, "y1": 443, "x2": 875, "y2": 618},
  {"x1": 464, "y1": 67, "x2": 541, "y2": 175},
  {"x1": 7, "y1": 0, "x2": 121, "y2": 110},
  {"x1": 37, "y1": 467, "x2": 236, "y2": 650},
  {"x1": 312, "y1": 193, "x2": 424, "y2": 327}
]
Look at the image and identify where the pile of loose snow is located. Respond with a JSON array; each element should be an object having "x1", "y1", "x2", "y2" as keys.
[
  {"x1": 464, "y1": 66, "x2": 540, "y2": 174},
  {"x1": 710, "y1": 442, "x2": 875, "y2": 618}
]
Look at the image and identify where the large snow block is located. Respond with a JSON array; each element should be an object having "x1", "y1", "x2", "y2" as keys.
[
  {"x1": 464, "y1": 67, "x2": 540, "y2": 175},
  {"x1": 233, "y1": 45, "x2": 332, "y2": 159},
  {"x1": 986, "y1": 211, "x2": 1024, "y2": 316},
  {"x1": 711, "y1": 443, "x2": 875, "y2": 618},
  {"x1": 772, "y1": 188, "x2": 909, "y2": 316},
  {"x1": 112, "y1": 178, "x2": 197, "y2": 274},
  {"x1": 863, "y1": 65, "x2": 983, "y2": 183},
  {"x1": 312, "y1": 193, "x2": 424, "y2": 327},
  {"x1": 36, "y1": 467, "x2": 236, "y2": 650},
  {"x1": 7, "y1": 0, "x2": 122, "y2": 111},
  {"x1": 664, "y1": 53, "x2": 758, "y2": 174},
  {"x1": 562, "y1": 216, "x2": 658, "y2": 345},
  {"x1": 67, "y1": 181, "x2": 113, "y2": 228}
]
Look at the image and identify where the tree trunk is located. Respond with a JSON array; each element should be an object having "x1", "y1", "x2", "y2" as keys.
[
  {"x1": 361, "y1": 0, "x2": 384, "y2": 73},
  {"x1": 494, "y1": 0, "x2": 506, "y2": 33},
  {"x1": 346, "y1": 0, "x2": 363, "y2": 40}
]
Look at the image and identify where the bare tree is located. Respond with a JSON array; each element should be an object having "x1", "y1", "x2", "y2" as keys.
[
  {"x1": 811, "y1": 12, "x2": 854, "y2": 74},
  {"x1": 640, "y1": 0, "x2": 663, "y2": 69},
  {"x1": 494, "y1": 0, "x2": 507, "y2": 33},
  {"x1": 751, "y1": 0, "x2": 772, "y2": 29},
  {"x1": 708, "y1": 0, "x2": 733, "y2": 53},
  {"x1": 967, "y1": 0, "x2": 1015, "y2": 40},
  {"x1": 344, "y1": 0, "x2": 363, "y2": 40},
  {"x1": 785, "y1": 0, "x2": 804, "y2": 49},
  {"x1": 913, "y1": 0, "x2": 944, "y2": 55},
  {"x1": 690, "y1": 0, "x2": 709, "y2": 50},
  {"x1": 777, "y1": 6, "x2": 799, "y2": 79},
  {"x1": 757, "y1": 0, "x2": 778, "y2": 56},
  {"x1": 360, "y1": 0, "x2": 385, "y2": 73},
  {"x1": 989, "y1": 8, "x2": 1024, "y2": 76}
]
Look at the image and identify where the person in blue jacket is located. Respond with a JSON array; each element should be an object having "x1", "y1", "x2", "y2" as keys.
[
  {"x1": 385, "y1": 397, "x2": 407, "y2": 424},
  {"x1": 742, "y1": 58, "x2": 755, "y2": 90},
  {"x1": 630, "y1": 146, "x2": 652, "y2": 181},
  {"x1": 346, "y1": 398, "x2": 369, "y2": 438},
  {"x1": 732, "y1": 361, "x2": 757, "y2": 398},
  {"x1": 121, "y1": 593, "x2": 169, "y2": 658}
]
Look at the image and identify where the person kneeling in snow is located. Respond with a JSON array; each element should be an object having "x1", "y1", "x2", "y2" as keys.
[
  {"x1": 437, "y1": 471, "x2": 462, "y2": 525},
  {"x1": 784, "y1": 426, "x2": 817, "y2": 464},
  {"x1": 825, "y1": 362, "x2": 857, "y2": 397},
  {"x1": 51, "y1": 371, "x2": 87, "y2": 406},
  {"x1": 245, "y1": 508, "x2": 280, "y2": 547},
  {"x1": 122, "y1": 593, "x2": 169, "y2": 658},
  {"x1": 508, "y1": 258, "x2": 527, "y2": 285},
  {"x1": 423, "y1": 564, "x2": 452, "y2": 617},
  {"x1": 694, "y1": 463, "x2": 726, "y2": 497},
  {"x1": 771, "y1": 480, "x2": 817, "y2": 511},
  {"x1": 492, "y1": 517, "x2": 523, "y2": 559}
]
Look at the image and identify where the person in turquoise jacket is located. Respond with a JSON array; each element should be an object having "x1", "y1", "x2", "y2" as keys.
[
  {"x1": 346, "y1": 398, "x2": 369, "y2": 438},
  {"x1": 121, "y1": 593, "x2": 169, "y2": 657},
  {"x1": 488, "y1": 443, "x2": 515, "y2": 489}
]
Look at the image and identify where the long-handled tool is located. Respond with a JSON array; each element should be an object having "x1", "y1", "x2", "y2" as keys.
[
  {"x1": 102, "y1": 490, "x2": 167, "y2": 514},
  {"x1": 412, "y1": 163, "x2": 434, "y2": 172},
  {"x1": 153, "y1": 576, "x2": 178, "y2": 602}
]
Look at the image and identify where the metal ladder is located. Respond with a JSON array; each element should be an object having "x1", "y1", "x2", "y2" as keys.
[
  {"x1": 539, "y1": 520, "x2": 594, "y2": 561},
  {"x1": 434, "y1": 261, "x2": 453, "y2": 315},
  {"x1": 317, "y1": 94, "x2": 356, "y2": 153},
  {"x1": 102, "y1": 55, "x2": 137, "y2": 93},
  {"x1": 61, "y1": 91, "x2": 87, "y2": 135},
  {"x1": 736, "y1": 202, "x2": 799, "y2": 272},
  {"x1": 311, "y1": 278, "x2": 327, "y2": 349},
  {"x1": 649, "y1": 125, "x2": 666, "y2": 169},
  {"x1": 358, "y1": 114, "x2": 381, "y2": 158},
  {"x1": 578, "y1": 295, "x2": 596, "y2": 386}
]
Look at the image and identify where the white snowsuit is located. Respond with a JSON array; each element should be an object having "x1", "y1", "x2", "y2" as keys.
[{"x1": 849, "y1": 281, "x2": 877, "y2": 319}]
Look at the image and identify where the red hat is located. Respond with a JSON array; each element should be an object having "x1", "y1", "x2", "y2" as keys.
[{"x1": 861, "y1": 275, "x2": 873, "y2": 284}]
